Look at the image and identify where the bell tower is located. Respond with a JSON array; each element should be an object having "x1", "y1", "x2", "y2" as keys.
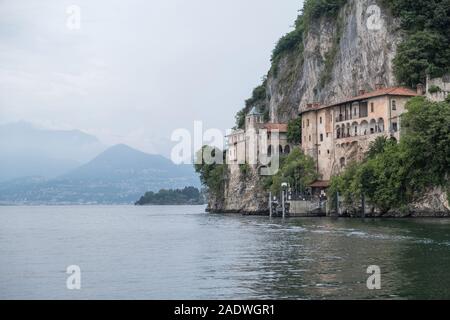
[{"x1": 245, "y1": 107, "x2": 263, "y2": 131}]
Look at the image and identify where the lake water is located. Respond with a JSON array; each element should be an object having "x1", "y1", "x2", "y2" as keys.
[{"x1": 1, "y1": 205, "x2": 450, "y2": 300}]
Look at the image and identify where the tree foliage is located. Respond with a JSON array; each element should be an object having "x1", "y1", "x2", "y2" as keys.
[
  {"x1": 135, "y1": 187, "x2": 204, "y2": 205},
  {"x1": 194, "y1": 146, "x2": 227, "y2": 198},
  {"x1": 393, "y1": 31, "x2": 450, "y2": 87},
  {"x1": 287, "y1": 117, "x2": 302, "y2": 144},
  {"x1": 264, "y1": 148, "x2": 317, "y2": 195},
  {"x1": 385, "y1": 0, "x2": 450, "y2": 86}
]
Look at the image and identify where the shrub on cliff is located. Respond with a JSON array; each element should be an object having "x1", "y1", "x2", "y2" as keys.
[
  {"x1": 393, "y1": 31, "x2": 450, "y2": 87},
  {"x1": 385, "y1": 0, "x2": 450, "y2": 86},
  {"x1": 194, "y1": 146, "x2": 227, "y2": 198}
]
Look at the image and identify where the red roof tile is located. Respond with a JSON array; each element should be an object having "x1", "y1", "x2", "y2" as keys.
[
  {"x1": 300, "y1": 87, "x2": 418, "y2": 114},
  {"x1": 326, "y1": 87, "x2": 418, "y2": 107}
]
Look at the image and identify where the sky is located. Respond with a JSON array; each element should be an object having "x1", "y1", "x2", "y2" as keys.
[{"x1": 0, "y1": 0, "x2": 303, "y2": 157}]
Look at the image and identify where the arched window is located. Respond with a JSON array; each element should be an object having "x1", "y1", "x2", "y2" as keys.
[
  {"x1": 340, "y1": 157, "x2": 346, "y2": 168},
  {"x1": 360, "y1": 120, "x2": 369, "y2": 136},
  {"x1": 369, "y1": 119, "x2": 377, "y2": 134},
  {"x1": 284, "y1": 145, "x2": 291, "y2": 154},
  {"x1": 352, "y1": 122, "x2": 358, "y2": 136},
  {"x1": 378, "y1": 118, "x2": 385, "y2": 132}
]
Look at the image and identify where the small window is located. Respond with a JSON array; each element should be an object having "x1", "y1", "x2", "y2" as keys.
[
  {"x1": 392, "y1": 122, "x2": 398, "y2": 132},
  {"x1": 307, "y1": 119, "x2": 310, "y2": 127},
  {"x1": 392, "y1": 100, "x2": 397, "y2": 111},
  {"x1": 371, "y1": 103, "x2": 374, "y2": 112},
  {"x1": 327, "y1": 150, "x2": 330, "y2": 154},
  {"x1": 326, "y1": 133, "x2": 329, "y2": 138},
  {"x1": 309, "y1": 135, "x2": 311, "y2": 142},
  {"x1": 340, "y1": 157, "x2": 346, "y2": 168},
  {"x1": 319, "y1": 150, "x2": 321, "y2": 155},
  {"x1": 320, "y1": 117, "x2": 323, "y2": 124},
  {"x1": 320, "y1": 134, "x2": 324, "y2": 142}
]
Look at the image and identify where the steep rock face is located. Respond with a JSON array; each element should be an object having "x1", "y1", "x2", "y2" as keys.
[
  {"x1": 207, "y1": 165, "x2": 268, "y2": 214},
  {"x1": 269, "y1": 0, "x2": 402, "y2": 122}
]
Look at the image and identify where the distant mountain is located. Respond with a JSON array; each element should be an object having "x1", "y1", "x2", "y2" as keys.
[
  {"x1": 0, "y1": 121, "x2": 106, "y2": 182},
  {"x1": 0, "y1": 144, "x2": 200, "y2": 205}
]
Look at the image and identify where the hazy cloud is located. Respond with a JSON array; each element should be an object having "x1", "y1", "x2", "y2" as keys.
[{"x1": 0, "y1": 0, "x2": 302, "y2": 156}]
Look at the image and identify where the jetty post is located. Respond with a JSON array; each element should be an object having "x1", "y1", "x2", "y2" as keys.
[
  {"x1": 281, "y1": 182, "x2": 288, "y2": 219},
  {"x1": 269, "y1": 192, "x2": 273, "y2": 218}
]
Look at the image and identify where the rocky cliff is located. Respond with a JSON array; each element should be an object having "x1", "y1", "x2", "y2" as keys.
[{"x1": 268, "y1": 0, "x2": 402, "y2": 123}]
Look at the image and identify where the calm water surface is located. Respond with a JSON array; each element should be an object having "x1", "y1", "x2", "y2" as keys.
[{"x1": 1, "y1": 205, "x2": 450, "y2": 300}]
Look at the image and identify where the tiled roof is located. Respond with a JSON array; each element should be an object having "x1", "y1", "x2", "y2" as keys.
[
  {"x1": 300, "y1": 87, "x2": 418, "y2": 114},
  {"x1": 326, "y1": 87, "x2": 418, "y2": 108},
  {"x1": 309, "y1": 180, "x2": 331, "y2": 188},
  {"x1": 264, "y1": 123, "x2": 288, "y2": 132}
]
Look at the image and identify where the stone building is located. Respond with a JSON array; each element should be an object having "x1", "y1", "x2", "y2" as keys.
[
  {"x1": 226, "y1": 107, "x2": 291, "y2": 166},
  {"x1": 299, "y1": 86, "x2": 420, "y2": 186},
  {"x1": 426, "y1": 74, "x2": 450, "y2": 102}
]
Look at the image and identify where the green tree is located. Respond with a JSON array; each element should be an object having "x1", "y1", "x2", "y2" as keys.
[
  {"x1": 194, "y1": 146, "x2": 227, "y2": 198},
  {"x1": 287, "y1": 117, "x2": 302, "y2": 144},
  {"x1": 393, "y1": 31, "x2": 450, "y2": 87},
  {"x1": 265, "y1": 148, "x2": 317, "y2": 195}
]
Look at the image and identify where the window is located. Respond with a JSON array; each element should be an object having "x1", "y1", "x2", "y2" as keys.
[
  {"x1": 327, "y1": 150, "x2": 330, "y2": 155},
  {"x1": 307, "y1": 119, "x2": 310, "y2": 127},
  {"x1": 359, "y1": 102, "x2": 368, "y2": 117},
  {"x1": 392, "y1": 122, "x2": 398, "y2": 132},
  {"x1": 320, "y1": 134, "x2": 324, "y2": 142},
  {"x1": 371, "y1": 103, "x2": 374, "y2": 113},
  {"x1": 319, "y1": 150, "x2": 321, "y2": 155},
  {"x1": 320, "y1": 117, "x2": 323, "y2": 124},
  {"x1": 309, "y1": 135, "x2": 311, "y2": 142},
  {"x1": 326, "y1": 133, "x2": 329, "y2": 138},
  {"x1": 392, "y1": 100, "x2": 397, "y2": 111}
]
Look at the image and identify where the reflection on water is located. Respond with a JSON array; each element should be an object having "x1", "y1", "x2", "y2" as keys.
[{"x1": 1, "y1": 206, "x2": 450, "y2": 299}]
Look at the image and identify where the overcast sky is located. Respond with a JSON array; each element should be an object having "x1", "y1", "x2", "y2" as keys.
[{"x1": 0, "y1": 0, "x2": 303, "y2": 156}]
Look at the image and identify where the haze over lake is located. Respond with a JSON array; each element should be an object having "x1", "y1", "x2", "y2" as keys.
[{"x1": 1, "y1": 205, "x2": 450, "y2": 300}]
